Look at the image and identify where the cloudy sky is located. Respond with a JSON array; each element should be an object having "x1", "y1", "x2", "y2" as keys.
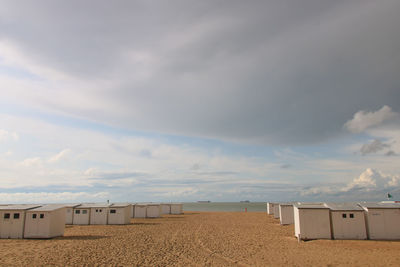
[{"x1": 0, "y1": 0, "x2": 399, "y2": 203}]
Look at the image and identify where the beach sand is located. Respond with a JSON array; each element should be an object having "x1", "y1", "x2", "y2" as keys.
[{"x1": 0, "y1": 212, "x2": 399, "y2": 266}]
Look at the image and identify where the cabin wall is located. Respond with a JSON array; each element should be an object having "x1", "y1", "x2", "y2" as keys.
[
  {"x1": 25, "y1": 208, "x2": 65, "y2": 238},
  {"x1": 161, "y1": 204, "x2": 171, "y2": 214},
  {"x1": 24, "y1": 211, "x2": 50, "y2": 238},
  {"x1": 267, "y1": 203, "x2": 274, "y2": 215},
  {"x1": 273, "y1": 205, "x2": 280, "y2": 219},
  {"x1": 50, "y1": 208, "x2": 66, "y2": 238},
  {"x1": 108, "y1": 207, "x2": 130, "y2": 224},
  {"x1": 298, "y1": 209, "x2": 331, "y2": 240},
  {"x1": 65, "y1": 208, "x2": 74, "y2": 224},
  {"x1": 90, "y1": 208, "x2": 108, "y2": 225},
  {"x1": 294, "y1": 207, "x2": 301, "y2": 238},
  {"x1": 0, "y1": 210, "x2": 26, "y2": 238},
  {"x1": 73, "y1": 208, "x2": 90, "y2": 225},
  {"x1": 366, "y1": 208, "x2": 400, "y2": 240},
  {"x1": 331, "y1": 211, "x2": 367, "y2": 240},
  {"x1": 279, "y1": 205, "x2": 294, "y2": 225},
  {"x1": 130, "y1": 205, "x2": 135, "y2": 218},
  {"x1": 147, "y1": 205, "x2": 161, "y2": 218},
  {"x1": 171, "y1": 204, "x2": 182, "y2": 215},
  {"x1": 134, "y1": 206, "x2": 147, "y2": 218}
]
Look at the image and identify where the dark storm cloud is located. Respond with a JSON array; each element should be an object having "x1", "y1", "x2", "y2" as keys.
[
  {"x1": 360, "y1": 139, "x2": 390, "y2": 155},
  {"x1": 1, "y1": 0, "x2": 400, "y2": 145}
]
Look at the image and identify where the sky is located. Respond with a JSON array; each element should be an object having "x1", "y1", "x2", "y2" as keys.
[{"x1": 0, "y1": 0, "x2": 399, "y2": 203}]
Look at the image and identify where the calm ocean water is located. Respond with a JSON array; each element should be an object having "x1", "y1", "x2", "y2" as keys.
[{"x1": 183, "y1": 202, "x2": 268, "y2": 212}]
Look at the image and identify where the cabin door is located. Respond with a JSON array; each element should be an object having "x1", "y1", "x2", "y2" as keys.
[
  {"x1": 0, "y1": 211, "x2": 12, "y2": 238},
  {"x1": 368, "y1": 210, "x2": 385, "y2": 239}
]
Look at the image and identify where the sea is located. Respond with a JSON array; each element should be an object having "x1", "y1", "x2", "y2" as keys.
[{"x1": 183, "y1": 202, "x2": 268, "y2": 212}]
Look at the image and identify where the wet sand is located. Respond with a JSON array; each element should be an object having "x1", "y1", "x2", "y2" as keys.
[{"x1": 0, "y1": 212, "x2": 399, "y2": 266}]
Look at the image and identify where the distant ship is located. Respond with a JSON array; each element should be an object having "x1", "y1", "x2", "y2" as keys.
[
  {"x1": 240, "y1": 200, "x2": 250, "y2": 203},
  {"x1": 197, "y1": 201, "x2": 211, "y2": 203}
]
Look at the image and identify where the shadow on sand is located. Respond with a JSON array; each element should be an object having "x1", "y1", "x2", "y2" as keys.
[
  {"x1": 133, "y1": 222, "x2": 160, "y2": 226},
  {"x1": 181, "y1": 212, "x2": 200, "y2": 215},
  {"x1": 57, "y1": 235, "x2": 108, "y2": 240}
]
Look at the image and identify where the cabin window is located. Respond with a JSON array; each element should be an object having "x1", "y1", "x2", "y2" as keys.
[
  {"x1": 349, "y1": 213, "x2": 354, "y2": 218},
  {"x1": 4, "y1": 213, "x2": 10, "y2": 219},
  {"x1": 75, "y1": 210, "x2": 80, "y2": 214},
  {"x1": 13, "y1": 213, "x2": 20, "y2": 219},
  {"x1": 99, "y1": 209, "x2": 102, "y2": 212},
  {"x1": 32, "y1": 214, "x2": 37, "y2": 219},
  {"x1": 96, "y1": 209, "x2": 98, "y2": 212},
  {"x1": 342, "y1": 214, "x2": 347, "y2": 218},
  {"x1": 40, "y1": 214, "x2": 44, "y2": 219},
  {"x1": 82, "y1": 210, "x2": 87, "y2": 214},
  {"x1": 110, "y1": 209, "x2": 116, "y2": 214}
]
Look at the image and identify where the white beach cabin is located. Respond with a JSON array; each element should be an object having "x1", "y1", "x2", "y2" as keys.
[
  {"x1": 24, "y1": 204, "x2": 66, "y2": 239},
  {"x1": 72, "y1": 204, "x2": 91, "y2": 225},
  {"x1": 359, "y1": 202, "x2": 400, "y2": 240},
  {"x1": 130, "y1": 203, "x2": 135, "y2": 218},
  {"x1": 325, "y1": 203, "x2": 367, "y2": 240},
  {"x1": 267, "y1": 203, "x2": 276, "y2": 215},
  {"x1": 273, "y1": 203, "x2": 280, "y2": 219},
  {"x1": 134, "y1": 204, "x2": 147, "y2": 218},
  {"x1": 294, "y1": 202, "x2": 331, "y2": 240},
  {"x1": 108, "y1": 203, "x2": 131, "y2": 225},
  {"x1": 170, "y1": 203, "x2": 183, "y2": 215},
  {"x1": 64, "y1": 204, "x2": 80, "y2": 224},
  {"x1": 146, "y1": 203, "x2": 162, "y2": 218},
  {"x1": 160, "y1": 203, "x2": 171, "y2": 214},
  {"x1": 0, "y1": 204, "x2": 41, "y2": 239},
  {"x1": 279, "y1": 203, "x2": 294, "y2": 225},
  {"x1": 88, "y1": 203, "x2": 110, "y2": 225}
]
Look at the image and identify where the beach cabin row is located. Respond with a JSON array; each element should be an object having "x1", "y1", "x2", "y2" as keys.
[
  {"x1": 294, "y1": 202, "x2": 400, "y2": 240},
  {"x1": 131, "y1": 203, "x2": 183, "y2": 218},
  {"x1": 132, "y1": 203, "x2": 161, "y2": 218},
  {"x1": 0, "y1": 204, "x2": 66, "y2": 239},
  {"x1": 267, "y1": 202, "x2": 295, "y2": 225},
  {"x1": 160, "y1": 203, "x2": 183, "y2": 215},
  {"x1": 268, "y1": 201, "x2": 400, "y2": 240},
  {"x1": 70, "y1": 203, "x2": 131, "y2": 225}
]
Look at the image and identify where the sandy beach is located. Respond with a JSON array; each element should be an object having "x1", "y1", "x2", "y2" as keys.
[{"x1": 0, "y1": 212, "x2": 399, "y2": 266}]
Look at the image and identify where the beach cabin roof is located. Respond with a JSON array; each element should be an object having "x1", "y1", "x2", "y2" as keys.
[
  {"x1": 0, "y1": 204, "x2": 41, "y2": 210},
  {"x1": 78, "y1": 203, "x2": 110, "y2": 208},
  {"x1": 294, "y1": 202, "x2": 328, "y2": 209},
  {"x1": 358, "y1": 202, "x2": 400, "y2": 209},
  {"x1": 29, "y1": 204, "x2": 66, "y2": 212},
  {"x1": 144, "y1": 203, "x2": 161, "y2": 206},
  {"x1": 325, "y1": 203, "x2": 364, "y2": 211},
  {"x1": 111, "y1": 203, "x2": 130, "y2": 208},
  {"x1": 279, "y1": 202, "x2": 294, "y2": 207},
  {"x1": 62, "y1": 203, "x2": 81, "y2": 208}
]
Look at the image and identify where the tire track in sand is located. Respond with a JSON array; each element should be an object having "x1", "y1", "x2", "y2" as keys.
[{"x1": 194, "y1": 223, "x2": 251, "y2": 267}]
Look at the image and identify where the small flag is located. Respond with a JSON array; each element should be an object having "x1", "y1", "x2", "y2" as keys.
[{"x1": 387, "y1": 193, "x2": 393, "y2": 199}]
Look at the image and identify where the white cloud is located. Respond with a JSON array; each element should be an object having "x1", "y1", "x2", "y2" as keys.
[
  {"x1": 0, "y1": 192, "x2": 111, "y2": 204},
  {"x1": 342, "y1": 168, "x2": 400, "y2": 192},
  {"x1": 48, "y1": 148, "x2": 72, "y2": 163},
  {"x1": 343, "y1": 168, "x2": 380, "y2": 191},
  {"x1": 344, "y1": 106, "x2": 399, "y2": 134},
  {"x1": 300, "y1": 168, "x2": 400, "y2": 200},
  {"x1": 0, "y1": 129, "x2": 19, "y2": 142},
  {"x1": 84, "y1": 167, "x2": 97, "y2": 177},
  {"x1": 20, "y1": 157, "x2": 42, "y2": 167}
]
